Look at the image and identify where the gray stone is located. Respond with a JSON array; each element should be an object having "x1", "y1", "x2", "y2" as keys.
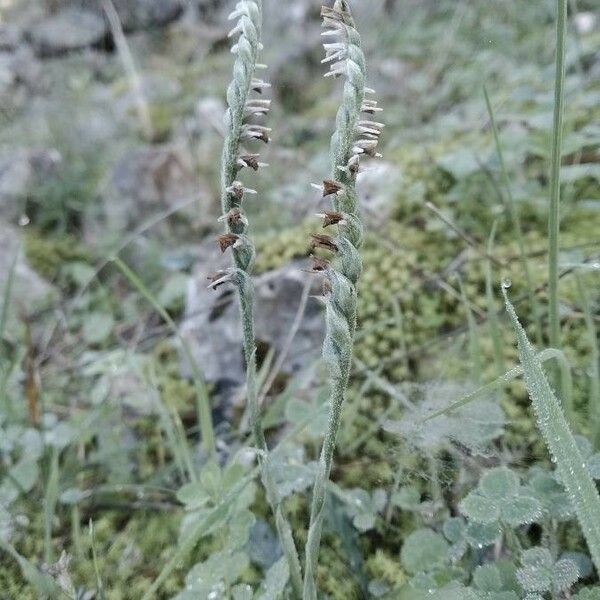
[
  {"x1": 28, "y1": 9, "x2": 108, "y2": 57},
  {"x1": 110, "y1": 0, "x2": 184, "y2": 29},
  {"x1": 62, "y1": 0, "x2": 184, "y2": 31},
  {"x1": 0, "y1": 46, "x2": 44, "y2": 95},
  {"x1": 0, "y1": 25, "x2": 22, "y2": 51},
  {"x1": 0, "y1": 223, "x2": 56, "y2": 319},
  {"x1": 356, "y1": 161, "x2": 402, "y2": 224},
  {"x1": 0, "y1": 148, "x2": 62, "y2": 223},
  {"x1": 181, "y1": 247, "x2": 325, "y2": 396},
  {"x1": 97, "y1": 144, "x2": 200, "y2": 233}
]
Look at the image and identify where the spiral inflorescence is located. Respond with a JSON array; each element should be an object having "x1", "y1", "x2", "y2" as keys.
[
  {"x1": 212, "y1": 0, "x2": 270, "y2": 303},
  {"x1": 304, "y1": 2, "x2": 383, "y2": 597},
  {"x1": 209, "y1": 3, "x2": 304, "y2": 597}
]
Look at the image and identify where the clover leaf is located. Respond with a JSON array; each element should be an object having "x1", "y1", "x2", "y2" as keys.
[
  {"x1": 517, "y1": 547, "x2": 579, "y2": 595},
  {"x1": 460, "y1": 467, "x2": 542, "y2": 527},
  {"x1": 400, "y1": 528, "x2": 449, "y2": 574},
  {"x1": 471, "y1": 564, "x2": 519, "y2": 600},
  {"x1": 574, "y1": 436, "x2": 600, "y2": 480},
  {"x1": 527, "y1": 469, "x2": 573, "y2": 521},
  {"x1": 442, "y1": 516, "x2": 502, "y2": 560},
  {"x1": 343, "y1": 487, "x2": 387, "y2": 532}
]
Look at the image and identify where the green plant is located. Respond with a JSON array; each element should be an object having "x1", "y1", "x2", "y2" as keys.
[
  {"x1": 209, "y1": 0, "x2": 304, "y2": 595},
  {"x1": 303, "y1": 2, "x2": 382, "y2": 597},
  {"x1": 504, "y1": 288, "x2": 600, "y2": 572},
  {"x1": 547, "y1": 0, "x2": 567, "y2": 355}
]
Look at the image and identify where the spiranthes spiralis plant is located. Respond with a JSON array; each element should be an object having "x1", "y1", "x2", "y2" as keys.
[
  {"x1": 304, "y1": 2, "x2": 383, "y2": 598},
  {"x1": 208, "y1": 1, "x2": 303, "y2": 596}
]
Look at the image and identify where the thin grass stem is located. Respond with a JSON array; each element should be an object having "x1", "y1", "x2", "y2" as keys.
[
  {"x1": 548, "y1": 0, "x2": 568, "y2": 356},
  {"x1": 111, "y1": 256, "x2": 215, "y2": 459}
]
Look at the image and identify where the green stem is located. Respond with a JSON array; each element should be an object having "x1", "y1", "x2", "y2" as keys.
[
  {"x1": 548, "y1": 0, "x2": 567, "y2": 356},
  {"x1": 485, "y1": 222, "x2": 506, "y2": 376},
  {"x1": 484, "y1": 87, "x2": 543, "y2": 345}
]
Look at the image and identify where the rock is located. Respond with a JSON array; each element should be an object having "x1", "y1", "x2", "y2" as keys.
[
  {"x1": 60, "y1": 0, "x2": 184, "y2": 31},
  {"x1": 0, "y1": 223, "x2": 56, "y2": 320},
  {"x1": 109, "y1": 0, "x2": 184, "y2": 29},
  {"x1": 0, "y1": 46, "x2": 44, "y2": 95},
  {"x1": 356, "y1": 161, "x2": 402, "y2": 224},
  {"x1": 0, "y1": 25, "x2": 22, "y2": 51},
  {"x1": 0, "y1": 148, "x2": 62, "y2": 223},
  {"x1": 181, "y1": 245, "x2": 325, "y2": 407},
  {"x1": 95, "y1": 144, "x2": 201, "y2": 234},
  {"x1": 28, "y1": 9, "x2": 108, "y2": 57}
]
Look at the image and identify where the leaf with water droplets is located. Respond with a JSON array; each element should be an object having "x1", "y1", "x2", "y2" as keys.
[
  {"x1": 501, "y1": 495, "x2": 541, "y2": 526},
  {"x1": 517, "y1": 547, "x2": 579, "y2": 595},
  {"x1": 527, "y1": 470, "x2": 573, "y2": 521},
  {"x1": 460, "y1": 491, "x2": 500, "y2": 525},
  {"x1": 480, "y1": 468, "x2": 519, "y2": 500},
  {"x1": 400, "y1": 528, "x2": 449, "y2": 574},
  {"x1": 505, "y1": 292, "x2": 600, "y2": 573},
  {"x1": 473, "y1": 564, "x2": 503, "y2": 592},
  {"x1": 465, "y1": 522, "x2": 502, "y2": 548}
]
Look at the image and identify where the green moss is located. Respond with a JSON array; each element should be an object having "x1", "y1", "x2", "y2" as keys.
[
  {"x1": 0, "y1": 566, "x2": 36, "y2": 600},
  {"x1": 24, "y1": 231, "x2": 91, "y2": 282},
  {"x1": 366, "y1": 549, "x2": 407, "y2": 589}
]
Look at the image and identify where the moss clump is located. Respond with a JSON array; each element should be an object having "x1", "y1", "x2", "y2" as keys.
[
  {"x1": 366, "y1": 549, "x2": 407, "y2": 589},
  {"x1": 0, "y1": 565, "x2": 36, "y2": 600},
  {"x1": 71, "y1": 511, "x2": 184, "y2": 599},
  {"x1": 24, "y1": 231, "x2": 91, "y2": 282}
]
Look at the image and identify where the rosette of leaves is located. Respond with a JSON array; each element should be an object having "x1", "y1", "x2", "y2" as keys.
[
  {"x1": 516, "y1": 547, "x2": 580, "y2": 598},
  {"x1": 459, "y1": 467, "x2": 542, "y2": 528}
]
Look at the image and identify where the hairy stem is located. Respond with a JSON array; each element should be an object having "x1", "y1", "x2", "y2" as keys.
[
  {"x1": 216, "y1": 2, "x2": 303, "y2": 595},
  {"x1": 304, "y1": 1, "x2": 382, "y2": 597}
]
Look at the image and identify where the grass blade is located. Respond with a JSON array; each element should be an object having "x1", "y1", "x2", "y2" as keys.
[
  {"x1": 483, "y1": 87, "x2": 543, "y2": 345},
  {"x1": 548, "y1": 0, "x2": 568, "y2": 353},
  {"x1": 90, "y1": 519, "x2": 107, "y2": 600},
  {"x1": 485, "y1": 222, "x2": 506, "y2": 376},
  {"x1": 44, "y1": 447, "x2": 60, "y2": 565},
  {"x1": 421, "y1": 348, "x2": 571, "y2": 423},
  {"x1": 504, "y1": 287, "x2": 600, "y2": 573},
  {"x1": 0, "y1": 248, "x2": 18, "y2": 343},
  {"x1": 112, "y1": 256, "x2": 215, "y2": 459}
]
